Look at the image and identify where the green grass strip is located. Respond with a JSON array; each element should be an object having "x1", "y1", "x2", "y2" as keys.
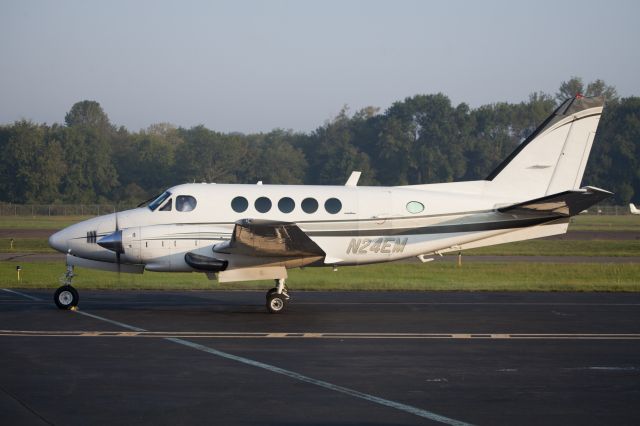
[{"x1": 2, "y1": 262, "x2": 639, "y2": 292}]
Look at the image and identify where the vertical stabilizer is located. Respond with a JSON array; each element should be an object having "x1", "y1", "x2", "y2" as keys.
[{"x1": 486, "y1": 96, "x2": 604, "y2": 199}]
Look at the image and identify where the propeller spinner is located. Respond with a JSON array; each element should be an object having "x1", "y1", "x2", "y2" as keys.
[{"x1": 97, "y1": 230, "x2": 124, "y2": 254}]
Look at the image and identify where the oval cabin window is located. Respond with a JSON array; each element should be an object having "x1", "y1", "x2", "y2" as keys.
[
  {"x1": 301, "y1": 198, "x2": 318, "y2": 214},
  {"x1": 231, "y1": 196, "x2": 248, "y2": 213},
  {"x1": 324, "y1": 198, "x2": 342, "y2": 214},
  {"x1": 255, "y1": 197, "x2": 272, "y2": 213},
  {"x1": 406, "y1": 201, "x2": 424, "y2": 214},
  {"x1": 278, "y1": 197, "x2": 295, "y2": 213}
]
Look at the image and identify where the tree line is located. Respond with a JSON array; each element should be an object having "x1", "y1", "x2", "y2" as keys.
[{"x1": 0, "y1": 77, "x2": 638, "y2": 205}]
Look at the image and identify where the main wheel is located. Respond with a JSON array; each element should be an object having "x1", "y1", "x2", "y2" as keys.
[
  {"x1": 54, "y1": 285, "x2": 79, "y2": 310},
  {"x1": 266, "y1": 293, "x2": 287, "y2": 314}
]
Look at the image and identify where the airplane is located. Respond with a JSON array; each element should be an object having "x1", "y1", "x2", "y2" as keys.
[
  {"x1": 630, "y1": 203, "x2": 640, "y2": 215},
  {"x1": 49, "y1": 95, "x2": 611, "y2": 313}
]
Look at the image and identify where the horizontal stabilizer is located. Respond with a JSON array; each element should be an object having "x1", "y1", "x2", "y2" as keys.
[
  {"x1": 498, "y1": 186, "x2": 613, "y2": 217},
  {"x1": 214, "y1": 219, "x2": 325, "y2": 258}
]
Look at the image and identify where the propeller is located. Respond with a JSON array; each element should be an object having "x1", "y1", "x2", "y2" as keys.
[
  {"x1": 97, "y1": 211, "x2": 124, "y2": 274},
  {"x1": 115, "y1": 212, "x2": 121, "y2": 275}
]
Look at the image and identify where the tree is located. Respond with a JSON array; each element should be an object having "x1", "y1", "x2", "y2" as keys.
[
  {"x1": 247, "y1": 130, "x2": 308, "y2": 184},
  {"x1": 0, "y1": 121, "x2": 65, "y2": 203},
  {"x1": 585, "y1": 79, "x2": 618, "y2": 101},
  {"x1": 65, "y1": 100, "x2": 112, "y2": 131},
  {"x1": 556, "y1": 77, "x2": 618, "y2": 104},
  {"x1": 556, "y1": 77, "x2": 584, "y2": 103},
  {"x1": 174, "y1": 126, "x2": 248, "y2": 183},
  {"x1": 0, "y1": 82, "x2": 637, "y2": 206},
  {"x1": 584, "y1": 97, "x2": 640, "y2": 203},
  {"x1": 305, "y1": 107, "x2": 375, "y2": 185}
]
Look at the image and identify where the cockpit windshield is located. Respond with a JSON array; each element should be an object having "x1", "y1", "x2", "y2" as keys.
[{"x1": 148, "y1": 191, "x2": 172, "y2": 211}]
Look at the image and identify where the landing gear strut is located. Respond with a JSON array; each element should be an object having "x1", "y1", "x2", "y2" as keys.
[
  {"x1": 54, "y1": 265, "x2": 79, "y2": 310},
  {"x1": 266, "y1": 278, "x2": 289, "y2": 314}
]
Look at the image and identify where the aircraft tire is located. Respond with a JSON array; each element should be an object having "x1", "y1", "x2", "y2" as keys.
[
  {"x1": 266, "y1": 287, "x2": 278, "y2": 299},
  {"x1": 266, "y1": 293, "x2": 287, "y2": 314},
  {"x1": 54, "y1": 285, "x2": 79, "y2": 310}
]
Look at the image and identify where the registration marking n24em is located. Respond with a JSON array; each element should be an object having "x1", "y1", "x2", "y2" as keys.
[{"x1": 346, "y1": 237, "x2": 408, "y2": 255}]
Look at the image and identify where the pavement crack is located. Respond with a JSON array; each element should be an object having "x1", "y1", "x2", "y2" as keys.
[
  {"x1": 0, "y1": 384, "x2": 55, "y2": 426},
  {"x1": 2, "y1": 253, "x2": 30, "y2": 261}
]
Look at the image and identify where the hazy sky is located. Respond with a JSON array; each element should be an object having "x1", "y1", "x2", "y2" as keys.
[{"x1": 2, "y1": 0, "x2": 638, "y2": 133}]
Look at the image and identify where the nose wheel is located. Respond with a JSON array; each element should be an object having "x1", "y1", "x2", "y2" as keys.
[
  {"x1": 54, "y1": 285, "x2": 79, "y2": 310},
  {"x1": 266, "y1": 278, "x2": 290, "y2": 314},
  {"x1": 54, "y1": 265, "x2": 79, "y2": 310}
]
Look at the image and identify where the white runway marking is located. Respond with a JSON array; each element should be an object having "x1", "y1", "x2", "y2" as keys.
[
  {"x1": 69, "y1": 309, "x2": 472, "y2": 426},
  {"x1": 2, "y1": 330, "x2": 640, "y2": 340},
  {"x1": 297, "y1": 302, "x2": 640, "y2": 306},
  {"x1": 74, "y1": 310, "x2": 146, "y2": 332},
  {"x1": 1, "y1": 288, "x2": 43, "y2": 301},
  {"x1": 167, "y1": 336, "x2": 472, "y2": 426}
]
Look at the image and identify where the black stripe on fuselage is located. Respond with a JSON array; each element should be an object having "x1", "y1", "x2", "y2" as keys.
[{"x1": 305, "y1": 216, "x2": 561, "y2": 237}]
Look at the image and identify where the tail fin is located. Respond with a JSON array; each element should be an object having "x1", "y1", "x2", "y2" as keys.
[
  {"x1": 631, "y1": 203, "x2": 640, "y2": 215},
  {"x1": 486, "y1": 96, "x2": 604, "y2": 199}
]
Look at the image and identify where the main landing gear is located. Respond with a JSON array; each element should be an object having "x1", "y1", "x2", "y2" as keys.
[
  {"x1": 54, "y1": 265, "x2": 79, "y2": 310},
  {"x1": 266, "y1": 278, "x2": 290, "y2": 314}
]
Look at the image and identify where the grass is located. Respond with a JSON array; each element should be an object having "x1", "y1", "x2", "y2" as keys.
[
  {"x1": 0, "y1": 238, "x2": 54, "y2": 253},
  {"x1": 0, "y1": 215, "x2": 92, "y2": 229},
  {"x1": 460, "y1": 240, "x2": 640, "y2": 257},
  {"x1": 569, "y1": 215, "x2": 640, "y2": 232},
  {"x1": 2, "y1": 262, "x2": 639, "y2": 292}
]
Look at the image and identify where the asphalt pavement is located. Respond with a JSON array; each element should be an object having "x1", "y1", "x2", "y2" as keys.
[{"x1": 1, "y1": 289, "x2": 640, "y2": 425}]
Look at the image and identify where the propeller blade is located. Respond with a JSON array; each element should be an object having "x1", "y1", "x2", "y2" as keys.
[{"x1": 115, "y1": 211, "x2": 120, "y2": 276}]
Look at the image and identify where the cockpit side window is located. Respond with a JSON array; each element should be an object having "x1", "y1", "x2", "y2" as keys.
[
  {"x1": 159, "y1": 198, "x2": 172, "y2": 211},
  {"x1": 148, "y1": 191, "x2": 171, "y2": 211},
  {"x1": 176, "y1": 195, "x2": 197, "y2": 212}
]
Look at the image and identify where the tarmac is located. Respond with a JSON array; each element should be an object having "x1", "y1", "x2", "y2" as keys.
[{"x1": 1, "y1": 289, "x2": 639, "y2": 425}]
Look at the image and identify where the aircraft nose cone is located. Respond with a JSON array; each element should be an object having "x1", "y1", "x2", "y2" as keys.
[{"x1": 48, "y1": 229, "x2": 68, "y2": 253}]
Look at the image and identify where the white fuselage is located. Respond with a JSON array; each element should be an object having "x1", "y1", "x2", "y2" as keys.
[{"x1": 49, "y1": 181, "x2": 568, "y2": 275}]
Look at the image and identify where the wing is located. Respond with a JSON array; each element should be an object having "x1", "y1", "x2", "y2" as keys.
[
  {"x1": 213, "y1": 219, "x2": 325, "y2": 258},
  {"x1": 498, "y1": 186, "x2": 612, "y2": 217}
]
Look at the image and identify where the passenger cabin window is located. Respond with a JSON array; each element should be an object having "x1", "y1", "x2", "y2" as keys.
[
  {"x1": 301, "y1": 198, "x2": 318, "y2": 214},
  {"x1": 255, "y1": 197, "x2": 272, "y2": 213},
  {"x1": 278, "y1": 197, "x2": 295, "y2": 213},
  {"x1": 324, "y1": 198, "x2": 342, "y2": 214},
  {"x1": 159, "y1": 199, "x2": 172, "y2": 211},
  {"x1": 176, "y1": 195, "x2": 197, "y2": 212},
  {"x1": 231, "y1": 196, "x2": 248, "y2": 213},
  {"x1": 148, "y1": 191, "x2": 171, "y2": 211},
  {"x1": 406, "y1": 201, "x2": 424, "y2": 214}
]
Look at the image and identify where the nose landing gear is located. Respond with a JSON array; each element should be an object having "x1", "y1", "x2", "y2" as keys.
[
  {"x1": 54, "y1": 265, "x2": 79, "y2": 310},
  {"x1": 266, "y1": 278, "x2": 290, "y2": 314}
]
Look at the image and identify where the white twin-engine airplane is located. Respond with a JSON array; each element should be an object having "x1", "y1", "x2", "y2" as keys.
[
  {"x1": 630, "y1": 203, "x2": 640, "y2": 215},
  {"x1": 49, "y1": 95, "x2": 611, "y2": 313}
]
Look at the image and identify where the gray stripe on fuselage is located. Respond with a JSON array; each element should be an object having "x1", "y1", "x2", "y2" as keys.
[{"x1": 149, "y1": 208, "x2": 495, "y2": 228}]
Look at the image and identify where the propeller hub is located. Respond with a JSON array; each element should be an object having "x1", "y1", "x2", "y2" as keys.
[{"x1": 97, "y1": 230, "x2": 124, "y2": 254}]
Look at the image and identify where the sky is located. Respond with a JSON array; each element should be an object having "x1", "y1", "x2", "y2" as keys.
[{"x1": 1, "y1": 0, "x2": 639, "y2": 133}]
